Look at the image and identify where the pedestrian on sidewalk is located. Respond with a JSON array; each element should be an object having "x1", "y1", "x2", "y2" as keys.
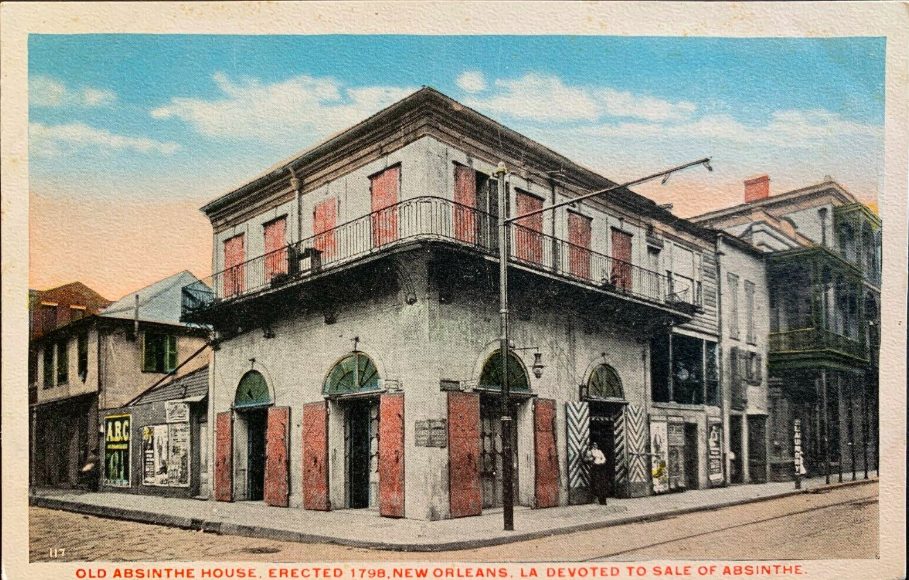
[
  {"x1": 584, "y1": 442, "x2": 608, "y2": 505},
  {"x1": 81, "y1": 447, "x2": 100, "y2": 492}
]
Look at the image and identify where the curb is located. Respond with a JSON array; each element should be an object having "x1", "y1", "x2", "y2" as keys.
[{"x1": 30, "y1": 477, "x2": 878, "y2": 552}]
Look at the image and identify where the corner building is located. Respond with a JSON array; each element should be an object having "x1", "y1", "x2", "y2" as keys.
[{"x1": 184, "y1": 88, "x2": 753, "y2": 520}]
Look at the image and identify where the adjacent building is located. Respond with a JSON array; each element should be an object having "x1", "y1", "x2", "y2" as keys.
[
  {"x1": 182, "y1": 87, "x2": 770, "y2": 520},
  {"x1": 30, "y1": 271, "x2": 210, "y2": 489},
  {"x1": 693, "y1": 176, "x2": 880, "y2": 482}
]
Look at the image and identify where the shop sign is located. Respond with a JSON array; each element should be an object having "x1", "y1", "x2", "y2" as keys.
[
  {"x1": 793, "y1": 419, "x2": 806, "y2": 476},
  {"x1": 415, "y1": 419, "x2": 448, "y2": 447},
  {"x1": 104, "y1": 414, "x2": 131, "y2": 486},
  {"x1": 165, "y1": 401, "x2": 189, "y2": 423},
  {"x1": 650, "y1": 419, "x2": 669, "y2": 494},
  {"x1": 708, "y1": 422, "x2": 724, "y2": 485},
  {"x1": 143, "y1": 422, "x2": 190, "y2": 487}
]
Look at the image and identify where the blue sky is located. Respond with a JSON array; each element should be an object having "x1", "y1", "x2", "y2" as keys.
[{"x1": 28, "y1": 34, "x2": 886, "y2": 296}]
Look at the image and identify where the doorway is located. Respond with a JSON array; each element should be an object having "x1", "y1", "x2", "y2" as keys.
[
  {"x1": 729, "y1": 415, "x2": 744, "y2": 484},
  {"x1": 748, "y1": 416, "x2": 768, "y2": 483},
  {"x1": 345, "y1": 398, "x2": 378, "y2": 509},
  {"x1": 684, "y1": 423, "x2": 699, "y2": 489},
  {"x1": 244, "y1": 408, "x2": 267, "y2": 501},
  {"x1": 589, "y1": 402, "x2": 617, "y2": 498},
  {"x1": 480, "y1": 395, "x2": 519, "y2": 509}
]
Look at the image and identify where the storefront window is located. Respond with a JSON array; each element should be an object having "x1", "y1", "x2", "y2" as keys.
[
  {"x1": 672, "y1": 335, "x2": 703, "y2": 405},
  {"x1": 650, "y1": 333, "x2": 671, "y2": 402},
  {"x1": 323, "y1": 353, "x2": 381, "y2": 396},
  {"x1": 706, "y1": 341, "x2": 719, "y2": 406}
]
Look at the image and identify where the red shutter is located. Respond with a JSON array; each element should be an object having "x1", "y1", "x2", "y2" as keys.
[
  {"x1": 264, "y1": 406, "x2": 290, "y2": 507},
  {"x1": 515, "y1": 192, "x2": 544, "y2": 264},
  {"x1": 454, "y1": 166, "x2": 477, "y2": 245},
  {"x1": 214, "y1": 412, "x2": 233, "y2": 502},
  {"x1": 534, "y1": 398, "x2": 560, "y2": 508},
  {"x1": 313, "y1": 198, "x2": 338, "y2": 260},
  {"x1": 379, "y1": 394, "x2": 405, "y2": 518},
  {"x1": 264, "y1": 218, "x2": 287, "y2": 282},
  {"x1": 448, "y1": 392, "x2": 482, "y2": 517},
  {"x1": 223, "y1": 234, "x2": 245, "y2": 298},
  {"x1": 611, "y1": 229, "x2": 633, "y2": 291},
  {"x1": 568, "y1": 213, "x2": 592, "y2": 280},
  {"x1": 302, "y1": 401, "x2": 330, "y2": 510},
  {"x1": 371, "y1": 167, "x2": 399, "y2": 247}
]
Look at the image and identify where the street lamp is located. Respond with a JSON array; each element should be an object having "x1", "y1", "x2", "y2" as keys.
[{"x1": 496, "y1": 157, "x2": 713, "y2": 531}]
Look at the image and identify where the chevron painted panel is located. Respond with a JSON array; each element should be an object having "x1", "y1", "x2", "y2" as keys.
[
  {"x1": 625, "y1": 404, "x2": 649, "y2": 489},
  {"x1": 566, "y1": 401, "x2": 590, "y2": 500},
  {"x1": 613, "y1": 406, "x2": 628, "y2": 496}
]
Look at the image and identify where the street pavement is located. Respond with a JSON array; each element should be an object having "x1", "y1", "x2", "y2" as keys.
[{"x1": 29, "y1": 481, "x2": 878, "y2": 562}]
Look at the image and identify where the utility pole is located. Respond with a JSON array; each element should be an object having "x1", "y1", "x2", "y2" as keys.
[{"x1": 495, "y1": 157, "x2": 712, "y2": 531}]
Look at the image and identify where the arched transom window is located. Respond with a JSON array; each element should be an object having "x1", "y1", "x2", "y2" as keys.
[
  {"x1": 478, "y1": 351, "x2": 530, "y2": 393},
  {"x1": 587, "y1": 363, "x2": 624, "y2": 400},
  {"x1": 235, "y1": 370, "x2": 272, "y2": 408},
  {"x1": 324, "y1": 352, "x2": 381, "y2": 396}
]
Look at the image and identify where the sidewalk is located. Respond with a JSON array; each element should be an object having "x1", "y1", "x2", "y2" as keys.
[{"x1": 30, "y1": 472, "x2": 877, "y2": 552}]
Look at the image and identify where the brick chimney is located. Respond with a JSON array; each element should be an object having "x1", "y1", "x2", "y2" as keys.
[{"x1": 744, "y1": 175, "x2": 770, "y2": 203}]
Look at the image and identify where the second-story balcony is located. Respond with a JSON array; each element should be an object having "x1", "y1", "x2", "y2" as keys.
[
  {"x1": 181, "y1": 196, "x2": 700, "y2": 321},
  {"x1": 768, "y1": 327, "x2": 867, "y2": 369}
]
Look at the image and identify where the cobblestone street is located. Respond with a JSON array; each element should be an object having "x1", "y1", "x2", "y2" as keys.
[{"x1": 30, "y1": 481, "x2": 878, "y2": 562}]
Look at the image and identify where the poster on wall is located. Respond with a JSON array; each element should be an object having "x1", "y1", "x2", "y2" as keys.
[
  {"x1": 650, "y1": 419, "x2": 669, "y2": 494},
  {"x1": 668, "y1": 421, "x2": 686, "y2": 491},
  {"x1": 708, "y1": 422, "x2": 724, "y2": 485},
  {"x1": 167, "y1": 422, "x2": 191, "y2": 487},
  {"x1": 104, "y1": 414, "x2": 131, "y2": 486},
  {"x1": 165, "y1": 401, "x2": 190, "y2": 423},
  {"x1": 143, "y1": 425, "x2": 170, "y2": 486}
]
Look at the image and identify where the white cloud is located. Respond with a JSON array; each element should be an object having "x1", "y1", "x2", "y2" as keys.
[
  {"x1": 30, "y1": 75, "x2": 117, "y2": 108},
  {"x1": 30, "y1": 122, "x2": 180, "y2": 158},
  {"x1": 463, "y1": 73, "x2": 696, "y2": 123},
  {"x1": 456, "y1": 71, "x2": 487, "y2": 93},
  {"x1": 150, "y1": 73, "x2": 417, "y2": 142}
]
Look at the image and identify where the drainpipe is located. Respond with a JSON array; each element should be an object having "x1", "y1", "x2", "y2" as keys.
[
  {"x1": 133, "y1": 294, "x2": 140, "y2": 338},
  {"x1": 289, "y1": 166, "x2": 303, "y2": 243},
  {"x1": 715, "y1": 235, "x2": 728, "y2": 486}
]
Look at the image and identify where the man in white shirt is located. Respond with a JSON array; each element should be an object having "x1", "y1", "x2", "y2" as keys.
[{"x1": 584, "y1": 442, "x2": 608, "y2": 505}]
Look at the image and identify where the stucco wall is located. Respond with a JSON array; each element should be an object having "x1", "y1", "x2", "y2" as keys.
[{"x1": 35, "y1": 326, "x2": 100, "y2": 404}]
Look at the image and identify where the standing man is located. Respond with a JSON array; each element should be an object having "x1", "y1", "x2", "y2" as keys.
[{"x1": 585, "y1": 442, "x2": 608, "y2": 505}]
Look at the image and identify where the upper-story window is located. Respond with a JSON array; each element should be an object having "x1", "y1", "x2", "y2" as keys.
[
  {"x1": 514, "y1": 190, "x2": 544, "y2": 265},
  {"x1": 223, "y1": 234, "x2": 245, "y2": 298},
  {"x1": 610, "y1": 228, "x2": 633, "y2": 290},
  {"x1": 70, "y1": 305, "x2": 86, "y2": 322},
  {"x1": 670, "y1": 245, "x2": 696, "y2": 303},
  {"x1": 370, "y1": 166, "x2": 400, "y2": 247},
  {"x1": 727, "y1": 273, "x2": 740, "y2": 340},
  {"x1": 745, "y1": 280, "x2": 756, "y2": 345},
  {"x1": 263, "y1": 216, "x2": 288, "y2": 283},
  {"x1": 43, "y1": 347, "x2": 54, "y2": 388},
  {"x1": 567, "y1": 211, "x2": 592, "y2": 280},
  {"x1": 143, "y1": 332, "x2": 177, "y2": 373},
  {"x1": 56, "y1": 339, "x2": 69, "y2": 385},
  {"x1": 41, "y1": 303, "x2": 57, "y2": 335},
  {"x1": 77, "y1": 332, "x2": 89, "y2": 381},
  {"x1": 838, "y1": 222, "x2": 856, "y2": 264},
  {"x1": 313, "y1": 198, "x2": 338, "y2": 259},
  {"x1": 453, "y1": 164, "x2": 499, "y2": 250}
]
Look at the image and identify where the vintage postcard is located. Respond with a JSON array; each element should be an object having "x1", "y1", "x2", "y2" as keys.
[{"x1": 1, "y1": 2, "x2": 906, "y2": 580}]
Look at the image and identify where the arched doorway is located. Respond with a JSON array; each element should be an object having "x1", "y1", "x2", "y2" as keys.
[
  {"x1": 324, "y1": 352, "x2": 381, "y2": 509},
  {"x1": 477, "y1": 350, "x2": 530, "y2": 509},
  {"x1": 234, "y1": 370, "x2": 272, "y2": 501},
  {"x1": 585, "y1": 363, "x2": 626, "y2": 500}
]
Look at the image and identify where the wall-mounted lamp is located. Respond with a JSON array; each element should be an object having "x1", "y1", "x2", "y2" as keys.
[{"x1": 532, "y1": 351, "x2": 545, "y2": 379}]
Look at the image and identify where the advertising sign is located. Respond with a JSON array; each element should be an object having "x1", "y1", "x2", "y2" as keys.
[
  {"x1": 708, "y1": 422, "x2": 724, "y2": 485},
  {"x1": 165, "y1": 401, "x2": 190, "y2": 424},
  {"x1": 668, "y1": 421, "x2": 685, "y2": 490},
  {"x1": 143, "y1": 423, "x2": 191, "y2": 487},
  {"x1": 104, "y1": 414, "x2": 131, "y2": 486},
  {"x1": 649, "y1": 419, "x2": 669, "y2": 494},
  {"x1": 168, "y1": 423, "x2": 191, "y2": 486}
]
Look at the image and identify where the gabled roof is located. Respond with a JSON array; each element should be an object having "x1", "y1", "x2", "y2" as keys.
[
  {"x1": 129, "y1": 365, "x2": 209, "y2": 406},
  {"x1": 101, "y1": 271, "x2": 207, "y2": 326}
]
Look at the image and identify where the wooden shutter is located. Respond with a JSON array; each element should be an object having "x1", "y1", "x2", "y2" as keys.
[
  {"x1": 313, "y1": 198, "x2": 338, "y2": 259},
  {"x1": 371, "y1": 166, "x2": 399, "y2": 247},
  {"x1": 515, "y1": 191, "x2": 544, "y2": 264},
  {"x1": 611, "y1": 229, "x2": 633, "y2": 291},
  {"x1": 534, "y1": 398, "x2": 560, "y2": 508},
  {"x1": 223, "y1": 234, "x2": 245, "y2": 298},
  {"x1": 454, "y1": 165, "x2": 477, "y2": 244},
  {"x1": 379, "y1": 394, "x2": 405, "y2": 518},
  {"x1": 448, "y1": 392, "x2": 482, "y2": 517},
  {"x1": 166, "y1": 335, "x2": 177, "y2": 372},
  {"x1": 142, "y1": 333, "x2": 155, "y2": 372},
  {"x1": 264, "y1": 406, "x2": 290, "y2": 507},
  {"x1": 214, "y1": 412, "x2": 233, "y2": 502},
  {"x1": 302, "y1": 401, "x2": 330, "y2": 510},
  {"x1": 568, "y1": 212, "x2": 592, "y2": 280},
  {"x1": 263, "y1": 217, "x2": 288, "y2": 282},
  {"x1": 566, "y1": 401, "x2": 590, "y2": 504}
]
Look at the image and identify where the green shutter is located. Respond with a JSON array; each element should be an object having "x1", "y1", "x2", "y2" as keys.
[
  {"x1": 142, "y1": 333, "x2": 155, "y2": 372},
  {"x1": 166, "y1": 335, "x2": 178, "y2": 371}
]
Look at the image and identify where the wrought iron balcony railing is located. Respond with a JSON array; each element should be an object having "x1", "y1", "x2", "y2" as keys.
[
  {"x1": 181, "y1": 196, "x2": 699, "y2": 318},
  {"x1": 768, "y1": 327, "x2": 866, "y2": 361}
]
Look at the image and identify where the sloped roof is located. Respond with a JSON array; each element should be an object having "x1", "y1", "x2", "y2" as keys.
[
  {"x1": 101, "y1": 271, "x2": 207, "y2": 326},
  {"x1": 129, "y1": 365, "x2": 209, "y2": 406}
]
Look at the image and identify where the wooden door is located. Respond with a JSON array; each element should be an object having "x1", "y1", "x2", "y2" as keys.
[
  {"x1": 264, "y1": 406, "x2": 290, "y2": 507},
  {"x1": 371, "y1": 166, "x2": 399, "y2": 247},
  {"x1": 263, "y1": 218, "x2": 287, "y2": 282},
  {"x1": 313, "y1": 198, "x2": 337, "y2": 260},
  {"x1": 515, "y1": 192, "x2": 544, "y2": 264},
  {"x1": 223, "y1": 234, "x2": 245, "y2": 298},
  {"x1": 379, "y1": 394, "x2": 405, "y2": 517},
  {"x1": 611, "y1": 229, "x2": 633, "y2": 291},
  {"x1": 302, "y1": 402, "x2": 330, "y2": 510},
  {"x1": 448, "y1": 392, "x2": 482, "y2": 517},
  {"x1": 214, "y1": 412, "x2": 233, "y2": 502},
  {"x1": 568, "y1": 212, "x2": 592, "y2": 279},
  {"x1": 454, "y1": 165, "x2": 477, "y2": 244},
  {"x1": 534, "y1": 398, "x2": 559, "y2": 508}
]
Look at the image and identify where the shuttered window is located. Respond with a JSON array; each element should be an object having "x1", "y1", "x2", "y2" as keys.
[
  {"x1": 142, "y1": 333, "x2": 177, "y2": 373},
  {"x1": 515, "y1": 191, "x2": 544, "y2": 264},
  {"x1": 56, "y1": 340, "x2": 69, "y2": 384},
  {"x1": 313, "y1": 198, "x2": 338, "y2": 258},
  {"x1": 610, "y1": 229, "x2": 633, "y2": 290},
  {"x1": 727, "y1": 273, "x2": 740, "y2": 340},
  {"x1": 77, "y1": 332, "x2": 89, "y2": 381},
  {"x1": 43, "y1": 346, "x2": 54, "y2": 388},
  {"x1": 263, "y1": 217, "x2": 287, "y2": 282},
  {"x1": 223, "y1": 234, "x2": 245, "y2": 298},
  {"x1": 745, "y1": 280, "x2": 756, "y2": 345},
  {"x1": 567, "y1": 212, "x2": 592, "y2": 279}
]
